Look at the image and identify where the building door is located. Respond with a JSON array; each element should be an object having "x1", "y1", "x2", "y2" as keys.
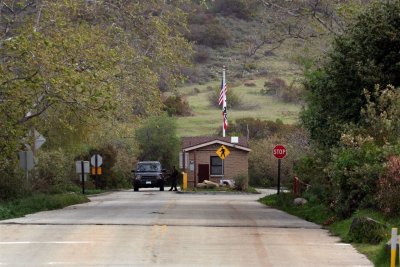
[{"x1": 198, "y1": 164, "x2": 209, "y2": 183}]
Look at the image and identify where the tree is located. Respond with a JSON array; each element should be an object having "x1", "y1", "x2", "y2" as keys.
[
  {"x1": 0, "y1": 1, "x2": 123, "y2": 169},
  {"x1": 301, "y1": 1, "x2": 400, "y2": 147},
  {"x1": 0, "y1": 0, "x2": 193, "y2": 173},
  {"x1": 135, "y1": 115, "x2": 180, "y2": 170}
]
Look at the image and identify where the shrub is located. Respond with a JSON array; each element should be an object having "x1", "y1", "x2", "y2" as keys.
[
  {"x1": 32, "y1": 149, "x2": 75, "y2": 194},
  {"x1": 262, "y1": 78, "x2": 303, "y2": 104},
  {"x1": 234, "y1": 174, "x2": 248, "y2": 191},
  {"x1": 0, "y1": 167, "x2": 30, "y2": 201},
  {"x1": 377, "y1": 155, "x2": 400, "y2": 216},
  {"x1": 224, "y1": 117, "x2": 304, "y2": 140},
  {"x1": 208, "y1": 86, "x2": 242, "y2": 109},
  {"x1": 212, "y1": 0, "x2": 260, "y2": 20},
  {"x1": 348, "y1": 216, "x2": 386, "y2": 244},
  {"x1": 244, "y1": 81, "x2": 256, "y2": 87},
  {"x1": 163, "y1": 95, "x2": 192, "y2": 116},
  {"x1": 327, "y1": 142, "x2": 385, "y2": 218},
  {"x1": 194, "y1": 46, "x2": 210, "y2": 63},
  {"x1": 188, "y1": 22, "x2": 231, "y2": 48},
  {"x1": 249, "y1": 137, "x2": 295, "y2": 187}
]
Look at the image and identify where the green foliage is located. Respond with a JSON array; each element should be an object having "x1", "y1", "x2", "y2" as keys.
[
  {"x1": 135, "y1": 115, "x2": 180, "y2": 170},
  {"x1": 260, "y1": 194, "x2": 392, "y2": 266},
  {"x1": 212, "y1": 0, "x2": 261, "y2": 20},
  {"x1": 376, "y1": 155, "x2": 400, "y2": 216},
  {"x1": 0, "y1": 193, "x2": 88, "y2": 220},
  {"x1": 327, "y1": 142, "x2": 385, "y2": 218},
  {"x1": 348, "y1": 216, "x2": 386, "y2": 244},
  {"x1": 301, "y1": 1, "x2": 400, "y2": 147},
  {"x1": 0, "y1": 1, "x2": 193, "y2": 199},
  {"x1": 359, "y1": 85, "x2": 400, "y2": 145},
  {"x1": 261, "y1": 78, "x2": 303, "y2": 104},
  {"x1": 259, "y1": 193, "x2": 334, "y2": 225},
  {"x1": 226, "y1": 117, "x2": 304, "y2": 140},
  {"x1": 0, "y1": 167, "x2": 30, "y2": 201},
  {"x1": 163, "y1": 95, "x2": 192, "y2": 116},
  {"x1": 248, "y1": 125, "x2": 309, "y2": 187},
  {"x1": 208, "y1": 86, "x2": 242, "y2": 109},
  {"x1": 188, "y1": 20, "x2": 232, "y2": 48},
  {"x1": 294, "y1": 152, "x2": 332, "y2": 202},
  {"x1": 32, "y1": 149, "x2": 75, "y2": 194},
  {"x1": 233, "y1": 174, "x2": 248, "y2": 191}
]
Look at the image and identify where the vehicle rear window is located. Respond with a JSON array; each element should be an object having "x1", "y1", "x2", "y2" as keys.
[{"x1": 137, "y1": 163, "x2": 161, "y2": 172}]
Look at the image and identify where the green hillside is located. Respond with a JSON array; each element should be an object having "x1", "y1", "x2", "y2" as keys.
[{"x1": 176, "y1": 78, "x2": 301, "y2": 137}]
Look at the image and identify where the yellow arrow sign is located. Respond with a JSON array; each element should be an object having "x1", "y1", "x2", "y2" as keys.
[{"x1": 216, "y1": 145, "x2": 230, "y2": 160}]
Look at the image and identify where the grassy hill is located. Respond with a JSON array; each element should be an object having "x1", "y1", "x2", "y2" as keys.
[
  {"x1": 176, "y1": 77, "x2": 302, "y2": 137},
  {"x1": 175, "y1": 1, "x2": 319, "y2": 137}
]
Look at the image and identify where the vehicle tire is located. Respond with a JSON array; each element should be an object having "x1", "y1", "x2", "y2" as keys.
[
  {"x1": 160, "y1": 186, "x2": 164, "y2": 191},
  {"x1": 134, "y1": 187, "x2": 139, "y2": 192}
]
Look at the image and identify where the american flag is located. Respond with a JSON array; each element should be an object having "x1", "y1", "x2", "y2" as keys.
[{"x1": 218, "y1": 77, "x2": 227, "y2": 106}]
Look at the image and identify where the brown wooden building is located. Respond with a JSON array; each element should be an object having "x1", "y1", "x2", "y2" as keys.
[{"x1": 180, "y1": 136, "x2": 251, "y2": 188}]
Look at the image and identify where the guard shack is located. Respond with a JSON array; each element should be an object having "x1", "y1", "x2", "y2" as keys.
[{"x1": 180, "y1": 136, "x2": 251, "y2": 188}]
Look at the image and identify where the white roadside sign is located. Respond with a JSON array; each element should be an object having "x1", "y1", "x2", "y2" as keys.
[{"x1": 90, "y1": 154, "x2": 103, "y2": 167}]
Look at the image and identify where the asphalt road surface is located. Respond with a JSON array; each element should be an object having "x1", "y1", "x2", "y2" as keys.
[{"x1": 0, "y1": 189, "x2": 372, "y2": 267}]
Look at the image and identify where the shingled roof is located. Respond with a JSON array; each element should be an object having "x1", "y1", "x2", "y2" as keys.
[{"x1": 182, "y1": 136, "x2": 249, "y2": 150}]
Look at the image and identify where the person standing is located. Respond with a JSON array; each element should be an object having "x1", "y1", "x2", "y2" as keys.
[{"x1": 169, "y1": 166, "x2": 178, "y2": 191}]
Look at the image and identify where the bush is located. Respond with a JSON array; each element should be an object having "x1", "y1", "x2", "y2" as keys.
[
  {"x1": 328, "y1": 142, "x2": 385, "y2": 218},
  {"x1": 348, "y1": 216, "x2": 386, "y2": 244},
  {"x1": 0, "y1": 167, "x2": 30, "y2": 201},
  {"x1": 163, "y1": 95, "x2": 192, "y2": 116},
  {"x1": 188, "y1": 22, "x2": 231, "y2": 48},
  {"x1": 212, "y1": 0, "x2": 260, "y2": 20},
  {"x1": 262, "y1": 78, "x2": 303, "y2": 104},
  {"x1": 377, "y1": 155, "x2": 400, "y2": 216},
  {"x1": 234, "y1": 174, "x2": 248, "y2": 191},
  {"x1": 249, "y1": 137, "x2": 293, "y2": 187},
  {"x1": 32, "y1": 149, "x2": 75, "y2": 194},
  {"x1": 294, "y1": 152, "x2": 332, "y2": 202},
  {"x1": 194, "y1": 46, "x2": 210, "y2": 63},
  {"x1": 208, "y1": 86, "x2": 242, "y2": 109}
]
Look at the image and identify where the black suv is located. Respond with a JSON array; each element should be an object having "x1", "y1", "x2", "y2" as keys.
[{"x1": 132, "y1": 161, "x2": 166, "y2": 191}]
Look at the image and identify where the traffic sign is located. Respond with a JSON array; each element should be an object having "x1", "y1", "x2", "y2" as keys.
[
  {"x1": 90, "y1": 154, "x2": 103, "y2": 167},
  {"x1": 19, "y1": 150, "x2": 34, "y2": 171},
  {"x1": 34, "y1": 129, "x2": 46, "y2": 150},
  {"x1": 76, "y1": 161, "x2": 90, "y2": 174},
  {"x1": 216, "y1": 145, "x2": 230, "y2": 160},
  {"x1": 273, "y1": 145, "x2": 287, "y2": 159},
  {"x1": 91, "y1": 167, "x2": 102, "y2": 175}
]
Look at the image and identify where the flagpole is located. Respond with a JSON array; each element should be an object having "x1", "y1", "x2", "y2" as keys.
[{"x1": 222, "y1": 66, "x2": 226, "y2": 137}]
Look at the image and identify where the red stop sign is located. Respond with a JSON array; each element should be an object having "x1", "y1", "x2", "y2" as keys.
[{"x1": 273, "y1": 145, "x2": 287, "y2": 159}]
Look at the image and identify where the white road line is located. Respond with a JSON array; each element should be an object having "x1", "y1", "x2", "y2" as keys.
[
  {"x1": 48, "y1": 262, "x2": 75, "y2": 265},
  {"x1": 0, "y1": 241, "x2": 93, "y2": 244}
]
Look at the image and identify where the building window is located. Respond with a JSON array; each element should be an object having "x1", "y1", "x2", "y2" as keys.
[{"x1": 210, "y1": 156, "x2": 223, "y2": 175}]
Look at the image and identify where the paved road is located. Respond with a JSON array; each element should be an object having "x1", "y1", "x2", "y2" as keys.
[{"x1": 0, "y1": 189, "x2": 372, "y2": 267}]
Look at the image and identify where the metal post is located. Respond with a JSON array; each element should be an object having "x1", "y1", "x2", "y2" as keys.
[
  {"x1": 391, "y1": 228, "x2": 397, "y2": 267},
  {"x1": 222, "y1": 66, "x2": 226, "y2": 138},
  {"x1": 277, "y1": 159, "x2": 281, "y2": 195},
  {"x1": 25, "y1": 151, "x2": 29, "y2": 188},
  {"x1": 95, "y1": 155, "x2": 98, "y2": 189},
  {"x1": 81, "y1": 160, "x2": 85, "y2": 195}
]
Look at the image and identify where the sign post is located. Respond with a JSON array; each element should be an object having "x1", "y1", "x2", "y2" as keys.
[
  {"x1": 19, "y1": 150, "x2": 34, "y2": 187},
  {"x1": 76, "y1": 161, "x2": 90, "y2": 194},
  {"x1": 273, "y1": 145, "x2": 287, "y2": 194},
  {"x1": 90, "y1": 154, "x2": 103, "y2": 189}
]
